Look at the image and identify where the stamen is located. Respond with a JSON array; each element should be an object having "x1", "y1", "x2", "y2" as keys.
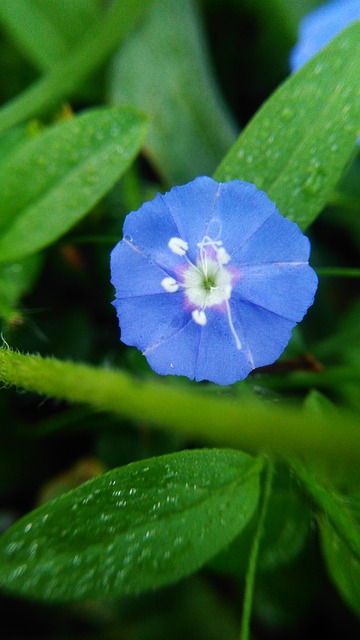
[
  {"x1": 168, "y1": 237, "x2": 189, "y2": 256},
  {"x1": 217, "y1": 247, "x2": 231, "y2": 264},
  {"x1": 225, "y1": 300, "x2": 242, "y2": 350},
  {"x1": 192, "y1": 309, "x2": 207, "y2": 326},
  {"x1": 161, "y1": 277, "x2": 179, "y2": 293}
]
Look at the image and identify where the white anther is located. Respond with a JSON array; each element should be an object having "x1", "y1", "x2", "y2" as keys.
[
  {"x1": 168, "y1": 237, "x2": 189, "y2": 256},
  {"x1": 192, "y1": 309, "x2": 207, "y2": 326},
  {"x1": 217, "y1": 247, "x2": 231, "y2": 264},
  {"x1": 224, "y1": 284, "x2": 232, "y2": 300},
  {"x1": 161, "y1": 277, "x2": 179, "y2": 293}
]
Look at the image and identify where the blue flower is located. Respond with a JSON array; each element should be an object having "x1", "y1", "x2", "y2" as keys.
[
  {"x1": 290, "y1": 0, "x2": 360, "y2": 72},
  {"x1": 110, "y1": 177, "x2": 318, "y2": 385}
]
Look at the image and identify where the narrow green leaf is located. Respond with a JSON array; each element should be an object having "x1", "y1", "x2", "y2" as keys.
[
  {"x1": 0, "y1": 107, "x2": 147, "y2": 263},
  {"x1": 215, "y1": 22, "x2": 360, "y2": 229},
  {"x1": 293, "y1": 463, "x2": 360, "y2": 563},
  {"x1": 0, "y1": 449, "x2": 261, "y2": 602},
  {"x1": 211, "y1": 486, "x2": 311, "y2": 577},
  {"x1": 0, "y1": 0, "x2": 154, "y2": 134},
  {"x1": 320, "y1": 491, "x2": 360, "y2": 617},
  {"x1": 109, "y1": 0, "x2": 237, "y2": 183},
  {"x1": 0, "y1": 0, "x2": 101, "y2": 71}
]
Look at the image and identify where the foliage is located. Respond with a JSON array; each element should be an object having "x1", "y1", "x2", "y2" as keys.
[{"x1": 0, "y1": 1, "x2": 359, "y2": 638}]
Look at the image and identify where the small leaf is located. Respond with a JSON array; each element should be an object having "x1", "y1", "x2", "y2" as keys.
[
  {"x1": 0, "y1": 449, "x2": 261, "y2": 602},
  {"x1": 109, "y1": 0, "x2": 237, "y2": 183},
  {"x1": 0, "y1": 106, "x2": 147, "y2": 263},
  {"x1": 215, "y1": 22, "x2": 360, "y2": 229},
  {"x1": 320, "y1": 491, "x2": 360, "y2": 617}
]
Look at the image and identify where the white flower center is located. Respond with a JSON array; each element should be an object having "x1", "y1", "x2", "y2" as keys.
[
  {"x1": 161, "y1": 234, "x2": 241, "y2": 350},
  {"x1": 182, "y1": 256, "x2": 232, "y2": 308}
]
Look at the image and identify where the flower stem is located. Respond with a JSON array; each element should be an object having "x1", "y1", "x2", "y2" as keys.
[
  {"x1": 240, "y1": 460, "x2": 274, "y2": 640},
  {"x1": 316, "y1": 267, "x2": 360, "y2": 278},
  {"x1": 1, "y1": 346, "x2": 360, "y2": 462}
]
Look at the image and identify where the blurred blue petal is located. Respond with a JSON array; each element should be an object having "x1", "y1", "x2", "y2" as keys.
[{"x1": 290, "y1": 0, "x2": 360, "y2": 72}]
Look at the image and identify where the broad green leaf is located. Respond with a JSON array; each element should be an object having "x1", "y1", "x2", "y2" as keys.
[
  {"x1": 0, "y1": 449, "x2": 261, "y2": 602},
  {"x1": 109, "y1": 0, "x2": 237, "y2": 183},
  {"x1": 0, "y1": 0, "x2": 101, "y2": 72},
  {"x1": 215, "y1": 22, "x2": 360, "y2": 229},
  {"x1": 320, "y1": 491, "x2": 360, "y2": 617},
  {"x1": 0, "y1": 106, "x2": 147, "y2": 263}
]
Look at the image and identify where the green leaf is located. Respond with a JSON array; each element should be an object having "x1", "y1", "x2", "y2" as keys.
[
  {"x1": 0, "y1": 449, "x2": 261, "y2": 602},
  {"x1": 215, "y1": 22, "x2": 360, "y2": 229},
  {"x1": 0, "y1": 106, "x2": 147, "y2": 263},
  {"x1": 293, "y1": 463, "x2": 360, "y2": 563},
  {"x1": 211, "y1": 485, "x2": 311, "y2": 577},
  {"x1": 0, "y1": 0, "x2": 154, "y2": 134},
  {"x1": 320, "y1": 491, "x2": 360, "y2": 617},
  {"x1": 0, "y1": 1, "x2": 102, "y2": 72},
  {"x1": 109, "y1": 0, "x2": 237, "y2": 183}
]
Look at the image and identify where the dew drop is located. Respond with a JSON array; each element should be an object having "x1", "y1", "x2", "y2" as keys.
[
  {"x1": 9, "y1": 565, "x2": 27, "y2": 580},
  {"x1": 72, "y1": 554, "x2": 81, "y2": 566},
  {"x1": 124, "y1": 234, "x2": 133, "y2": 243},
  {"x1": 303, "y1": 171, "x2": 324, "y2": 196},
  {"x1": 280, "y1": 107, "x2": 293, "y2": 121},
  {"x1": 5, "y1": 541, "x2": 23, "y2": 555}
]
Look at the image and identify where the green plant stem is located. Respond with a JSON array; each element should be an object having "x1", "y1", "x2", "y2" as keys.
[
  {"x1": 316, "y1": 267, "x2": 360, "y2": 278},
  {"x1": 252, "y1": 365, "x2": 360, "y2": 390},
  {"x1": 0, "y1": 0, "x2": 153, "y2": 134},
  {"x1": 240, "y1": 460, "x2": 274, "y2": 640},
  {"x1": 1, "y1": 347, "x2": 360, "y2": 462},
  {"x1": 293, "y1": 462, "x2": 360, "y2": 563}
]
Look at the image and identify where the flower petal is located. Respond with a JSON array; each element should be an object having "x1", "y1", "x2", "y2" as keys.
[
  {"x1": 290, "y1": 0, "x2": 360, "y2": 72},
  {"x1": 211, "y1": 181, "x2": 276, "y2": 259},
  {"x1": 144, "y1": 320, "x2": 200, "y2": 380},
  {"x1": 237, "y1": 209, "x2": 311, "y2": 265},
  {"x1": 111, "y1": 240, "x2": 173, "y2": 298},
  {"x1": 160, "y1": 176, "x2": 220, "y2": 261},
  {"x1": 194, "y1": 311, "x2": 253, "y2": 384},
  {"x1": 114, "y1": 292, "x2": 189, "y2": 351},
  {"x1": 121, "y1": 193, "x2": 184, "y2": 271},
  {"x1": 231, "y1": 299, "x2": 296, "y2": 370},
  {"x1": 234, "y1": 263, "x2": 318, "y2": 321}
]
